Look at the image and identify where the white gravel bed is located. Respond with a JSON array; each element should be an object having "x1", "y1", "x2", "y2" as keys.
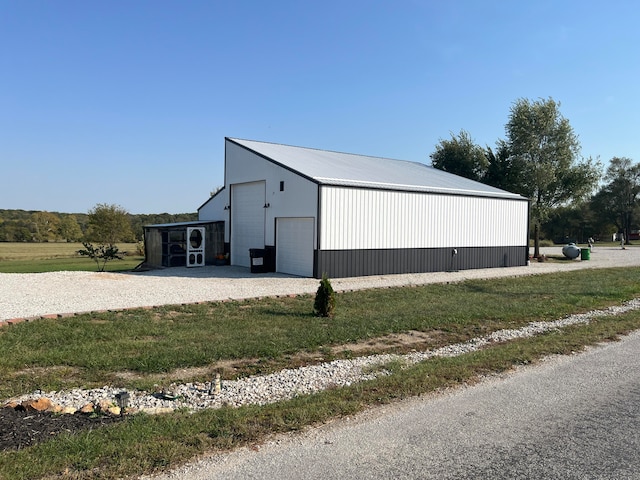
[
  {"x1": 11, "y1": 298, "x2": 640, "y2": 413},
  {"x1": 1, "y1": 246, "x2": 639, "y2": 322}
]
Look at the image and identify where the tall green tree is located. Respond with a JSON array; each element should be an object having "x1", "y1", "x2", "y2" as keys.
[
  {"x1": 30, "y1": 211, "x2": 60, "y2": 242},
  {"x1": 430, "y1": 130, "x2": 488, "y2": 182},
  {"x1": 58, "y1": 214, "x2": 84, "y2": 242},
  {"x1": 590, "y1": 157, "x2": 640, "y2": 244},
  {"x1": 505, "y1": 97, "x2": 601, "y2": 256},
  {"x1": 483, "y1": 140, "x2": 526, "y2": 192},
  {"x1": 85, "y1": 203, "x2": 133, "y2": 243}
]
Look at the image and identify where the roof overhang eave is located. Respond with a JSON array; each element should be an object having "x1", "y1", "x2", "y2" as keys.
[{"x1": 314, "y1": 177, "x2": 527, "y2": 200}]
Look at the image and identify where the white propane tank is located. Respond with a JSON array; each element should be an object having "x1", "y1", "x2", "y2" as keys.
[{"x1": 562, "y1": 243, "x2": 581, "y2": 259}]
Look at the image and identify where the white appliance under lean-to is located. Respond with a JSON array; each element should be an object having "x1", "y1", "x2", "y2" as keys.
[{"x1": 186, "y1": 227, "x2": 205, "y2": 267}]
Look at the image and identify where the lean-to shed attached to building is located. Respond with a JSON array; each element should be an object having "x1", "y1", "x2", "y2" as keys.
[
  {"x1": 143, "y1": 220, "x2": 224, "y2": 268},
  {"x1": 198, "y1": 137, "x2": 529, "y2": 278}
]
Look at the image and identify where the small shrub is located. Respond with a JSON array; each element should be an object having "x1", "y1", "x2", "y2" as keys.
[
  {"x1": 314, "y1": 273, "x2": 336, "y2": 317},
  {"x1": 77, "y1": 242, "x2": 124, "y2": 272}
]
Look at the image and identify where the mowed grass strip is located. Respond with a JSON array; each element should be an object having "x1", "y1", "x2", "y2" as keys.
[
  {"x1": 2, "y1": 308, "x2": 640, "y2": 480},
  {"x1": 0, "y1": 242, "x2": 142, "y2": 272},
  {"x1": 0, "y1": 242, "x2": 90, "y2": 260},
  {"x1": 0, "y1": 242, "x2": 139, "y2": 260},
  {"x1": 1, "y1": 267, "x2": 640, "y2": 398}
]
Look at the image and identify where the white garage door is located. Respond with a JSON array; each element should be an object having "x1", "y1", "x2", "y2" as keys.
[
  {"x1": 276, "y1": 217, "x2": 314, "y2": 277},
  {"x1": 231, "y1": 181, "x2": 265, "y2": 267}
]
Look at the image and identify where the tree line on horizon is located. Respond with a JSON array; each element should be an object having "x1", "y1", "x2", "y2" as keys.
[
  {"x1": 0, "y1": 207, "x2": 198, "y2": 243},
  {"x1": 430, "y1": 97, "x2": 639, "y2": 255}
]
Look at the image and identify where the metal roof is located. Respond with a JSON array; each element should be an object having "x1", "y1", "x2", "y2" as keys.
[
  {"x1": 228, "y1": 138, "x2": 525, "y2": 200},
  {"x1": 144, "y1": 220, "x2": 219, "y2": 229}
]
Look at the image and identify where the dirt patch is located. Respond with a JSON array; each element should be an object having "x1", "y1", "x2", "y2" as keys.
[
  {"x1": 331, "y1": 330, "x2": 441, "y2": 355},
  {"x1": 116, "y1": 331, "x2": 451, "y2": 384},
  {"x1": 165, "y1": 331, "x2": 443, "y2": 378},
  {"x1": 10, "y1": 365, "x2": 82, "y2": 381},
  {"x1": 113, "y1": 358, "x2": 263, "y2": 383},
  {"x1": 89, "y1": 319, "x2": 111, "y2": 325},
  {"x1": 150, "y1": 310, "x2": 192, "y2": 321}
]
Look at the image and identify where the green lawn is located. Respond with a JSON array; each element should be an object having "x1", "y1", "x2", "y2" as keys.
[{"x1": 0, "y1": 242, "x2": 142, "y2": 272}]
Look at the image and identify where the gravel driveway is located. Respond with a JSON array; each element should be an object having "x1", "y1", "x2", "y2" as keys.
[{"x1": 2, "y1": 246, "x2": 639, "y2": 322}]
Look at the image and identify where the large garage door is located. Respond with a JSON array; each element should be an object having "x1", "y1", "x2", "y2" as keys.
[
  {"x1": 231, "y1": 181, "x2": 265, "y2": 267},
  {"x1": 276, "y1": 217, "x2": 314, "y2": 277}
]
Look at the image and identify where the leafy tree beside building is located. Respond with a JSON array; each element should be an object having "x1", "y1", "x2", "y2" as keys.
[
  {"x1": 483, "y1": 140, "x2": 527, "y2": 193},
  {"x1": 430, "y1": 130, "x2": 488, "y2": 182},
  {"x1": 429, "y1": 97, "x2": 601, "y2": 255},
  {"x1": 505, "y1": 97, "x2": 601, "y2": 256}
]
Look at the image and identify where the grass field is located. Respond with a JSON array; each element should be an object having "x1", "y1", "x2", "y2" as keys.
[
  {"x1": 0, "y1": 242, "x2": 143, "y2": 272},
  {"x1": 1, "y1": 266, "x2": 640, "y2": 479}
]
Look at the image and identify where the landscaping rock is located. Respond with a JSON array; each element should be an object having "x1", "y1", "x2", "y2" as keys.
[
  {"x1": 79, "y1": 403, "x2": 95, "y2": 414},
  {"x1": 22, "y1": 397, "x2": 53, "y2": 412},
  {"x1": 107, "y1": 406, "x2": 121, "y2": 416}
]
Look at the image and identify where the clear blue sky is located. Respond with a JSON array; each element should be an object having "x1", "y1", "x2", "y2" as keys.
[{"x1": 2, "y1": 1, "x2": 639, "y2": 214}]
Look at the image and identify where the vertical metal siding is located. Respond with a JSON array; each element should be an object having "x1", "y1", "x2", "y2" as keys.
[{"x1": 320, "y1": 187, "x2": 528, "y2": 250}]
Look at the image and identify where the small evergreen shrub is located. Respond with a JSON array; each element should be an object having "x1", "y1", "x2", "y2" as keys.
[{"x1": 314, "y1": 273, "x2": 336, "y2": 317}]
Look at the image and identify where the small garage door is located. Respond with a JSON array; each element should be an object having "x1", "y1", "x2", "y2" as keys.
[
  {"x1": 276, "y1": 217, "x2": 314, "y2": 277},
  {"x1": 231, "y1": 181, "x2": 265, "y2": 267}
]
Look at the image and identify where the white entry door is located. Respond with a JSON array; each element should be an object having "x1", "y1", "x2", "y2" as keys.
[
  {"x1": 186, "y1": 227, "x2": 205, "y2": 267},
  {"x1": 231, "y1": 181, "x2": 265, "y2": 267},
  {"x1": 276, "y1": 217, "x2": 314, "y2": 277}
]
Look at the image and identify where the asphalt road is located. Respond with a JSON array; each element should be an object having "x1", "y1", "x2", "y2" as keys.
[{"x1": 154, "y1": 330, "x2": 640, "y2": 480}]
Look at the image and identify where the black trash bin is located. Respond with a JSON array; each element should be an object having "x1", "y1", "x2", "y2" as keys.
[{"x1": 249, "y1": 248, "x2": 266, "y2": 273}]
